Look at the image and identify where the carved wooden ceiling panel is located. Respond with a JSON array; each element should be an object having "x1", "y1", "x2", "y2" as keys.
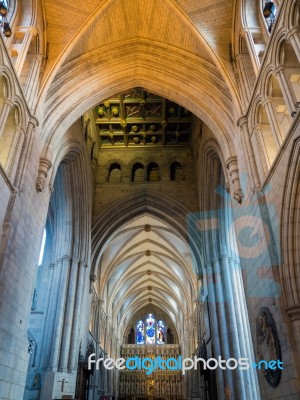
[{"x1": 95, "y1": 88, "x2": 192, "y2": 148}]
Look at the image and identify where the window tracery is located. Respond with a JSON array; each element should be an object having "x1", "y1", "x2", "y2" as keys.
[{"x1": 136, "y1": 314, "x2": 166, "y2": 345}]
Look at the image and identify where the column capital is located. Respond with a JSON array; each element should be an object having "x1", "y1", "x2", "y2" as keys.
[
  {"x1": 226, "y1": 156, "x2": 244, "y2": 204},
  {"x1": 286, "y1": 305, "x2": 300, "y2": 322},
  {"x1": 28, "y1": 116, "x2": 39, "y2": 129},
  {"x1": 273, "y1": 64, "x2": 285, "y2": 76},
  {"x1": 262, "y1": 97, "x2": 273, "y2": 107},
  {"x1": 15, "y1": 124, "x2": 24, "y2": 135},
  {"x1": 286, "y1": 27, "x2": 300, "y2": 42},
  {"x1": 0, "y1": 98, "x2": 14, "y2": 107},
  {"x1": 237, "y1": 115, "x2": 249, "y2": 129},
  {"x1": 35, "y1": 157, "x2": 52, "y2": 192},
  {"x1": 28, "y1": 26, "x2": 38, "y2": 36}
]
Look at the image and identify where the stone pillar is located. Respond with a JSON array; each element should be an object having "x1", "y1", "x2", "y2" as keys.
[
  {"x1": 14, "y1": 116, "x2": 39, "y2": 187},
  {"x1": 194, "y1": 300, "x2": 201, "y2": 344},
  {"x1": 212, "y1": 257, "x2": 235, "y2": 399},
  {"x1": 60, "y1": 259, "x2": 79, "y2": 371},
  {"x1": 262, "y1": 98, "x2": 283, "y2": 146},
  {"x1": 50, "y1": 256, "x2": 71, "y2": 370},
  {"x1": 221, "y1": 256, "x2": 247, "y2": 398},
  {"x1": 235, "y1": 54, "x2": 252, "y2": 106},
  {"x1": 230, "y1": 257, "x2": 261, "y2": 400},
  {"x1": 206, "y1": 266, "x2": 227, "y2": 399},
  {"x1": 253, "y1": 126, "x2": 269, "y2": 177},
  {"x1": 36, "y1": 263, "x2": 55, "y2": 368},
  {"x1": 6, "y1": 124, "x2": 25, "y2": 179},
  {"x1": 287, "y1": 27, "x2": 300, "y2": 64},
  {"x1": 274, "y1": 65, "x2": 297, "y2": 116},
  {"x1": 0, "y1": 98, "x2": 13, "y2": 138},
  {"x1": 35, "y1": 157, "x2": 52, "y2": 192},
  {"x1": 240, "y1": 29, "x2": 260, "y2": 76},
  {"x1": 237, "y1": 117, "x2": 261, "y2": 191},
  {"x1": 68, "y1": 261, "x2": 87, "y2": 370},
  {"x1": 226, "y1": 156, "x2": 244, "y2": 203},
  {"x1": 14, "y1": 27, "x2": 38, "y2": 77},
  {"x1": 24, "y1": 53, "x2": 44, "y2": 111}
]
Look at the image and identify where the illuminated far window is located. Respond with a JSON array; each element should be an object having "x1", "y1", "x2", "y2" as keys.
[
  {"x1": 157, "y1": 320, "x2": 165, "y2": 344},
  {"x1": 136, "y1": 320, "x2": 145, "y2": 344},
  {"x1": 38, "y1": 228, "x2": 46, "y2": 265},
  {"x1": 146, "y1": 313, "x2": 156, "y2": 344}
]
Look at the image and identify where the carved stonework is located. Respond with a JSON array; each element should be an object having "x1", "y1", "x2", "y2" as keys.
[
  {"x1": 35, "y1": 157, "x2": 52, "y2": 192},
  {"x1": 226, "y1": 156, "x2": 244, "y2": 204},
  {"x1": 254, "y1": 126, "x2": 268, "y2": 178}
]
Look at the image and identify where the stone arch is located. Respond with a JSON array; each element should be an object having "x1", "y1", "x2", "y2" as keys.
[
  {"x1": 281, "y1": 137, "x2": 300, "y2": 310},
  {"x1": 39, "y1": 41, "x2": 237, "y2": 166},
  {"x1": 287, "y1": 0, "x2": 300, "y2": 30},
  {"x1": 0, "y1": 66, "x2": 15, "y2": 99},
  {"x1": 170, "y1": 160, "x2": 183, "y2": 181},
  {"x1": 131, "y1": 162, "x2": 145, "y2": 182},
  {"x1": 276, "y1": 38, "x2": 300, "y2": 104},
  {"x1": 108, "y1": 162, "x2": 122, "y2": 183},
  {"x1": 147, "y1": 161, "x2": 160, "y2": 182},
  {"x1": 241, "y1": 0, "x2": 260, "y2": 28},
  {"x1": 280, "y1": 137, "x2": 300, "y2": 374},
  {"x1": 38, "y1": 0, "x2": 241, "y2": 119},
  {"x1": 25, "y1": 137, "x2": 93, "y2": 396},
  {"x1": 91, "y1": 190, "x2": 204, "y2": 278},
  {"x1": 12, "y1": 96, "x2": 27, "y2": 129}
]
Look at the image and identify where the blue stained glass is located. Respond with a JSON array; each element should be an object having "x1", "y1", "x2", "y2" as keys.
[
  {"x1": 136, "y1": 320, "x2": 145, "y2": 344},
  {"x1": 146, "y1": 313, "x2": 155, "y2": 344}
]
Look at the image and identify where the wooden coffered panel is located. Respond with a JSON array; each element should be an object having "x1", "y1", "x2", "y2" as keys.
[{"x1": 94, "y1": 88, "x2": 192, "y2": 148}]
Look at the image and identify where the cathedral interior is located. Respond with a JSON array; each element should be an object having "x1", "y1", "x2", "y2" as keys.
[{"x1": 0, "y1": 0, "x2": 300, "y2": 399}]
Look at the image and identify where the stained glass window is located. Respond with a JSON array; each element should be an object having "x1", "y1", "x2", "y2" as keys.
[
  {"x1": 136, "y1": 320, "x2": 145, "y2": 344},
  {"x1": 146, "y1": 313, "x2": 156, "y2": 344},
  {"x1": 157, "y1": 320, "x2": 165, "y2": 344},
  {"x1": 136, "y1": 314, "x2": 166, "y2": 344}
]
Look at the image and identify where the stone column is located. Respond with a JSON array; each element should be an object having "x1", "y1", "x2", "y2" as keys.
[
  {"x1": 0, "y1": 99, "x2": 13, "y2": 138},
  {"x1": 230, "y1": 258, "x2": 261, "y2": 400},
  {"x1": 212, "y1": 257, "x2": 235, "y2": 399},
  {"x1": 36, "y1": 263, "x2": 55, "y2": 368},
  {"x1": 14, "y1": 27, "x2": 38, "y2": 77},
  {"x1": 226, "y1": 156, "x2": 244, "y2": 203},
  {"x1": 6, "y1": 124, "x2": 25, "y2": 179},
  {"x1": 221, "y1": 255, "x2": 247, "y2": 400},
  {"x1": 237, "y1": 117, "x2": 261, "y2": 191},
  {"x1": 59, "y1": 259, "x2": 79, "y2": 371},
  {"x1": 253, "y1": 125, "x2": 270, "y2": 176},
  {"x1": 240, "y1": 29, "x2": 260, "y2": 76},
  {"x1": 50, "y1": 256, "x2": 71, "y2": 370},
  {"x1": 194, "y1": 300, "x2": 201, "y2": 344},
  {"x1": 287, "y1": 27, "x2": 300, "y2": 64},
  {"x1": 68, "y1": 261, "x2": 87, "y2": 370},
  {"x1": 14, "y1": 116, "x2": 39, "y2": 187},
  {"x1": 24, "y1": 53, "x2": 44, "y2": 111},
  {"x1": 274, "y1": 65, "x2": 297, "y2": 116},
  {"x1": 262, "y1": 98, "x2": 283, "y2": 146},
  {"x1": 235, "y1": 54, "x2": 252, "y2": 107}
]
